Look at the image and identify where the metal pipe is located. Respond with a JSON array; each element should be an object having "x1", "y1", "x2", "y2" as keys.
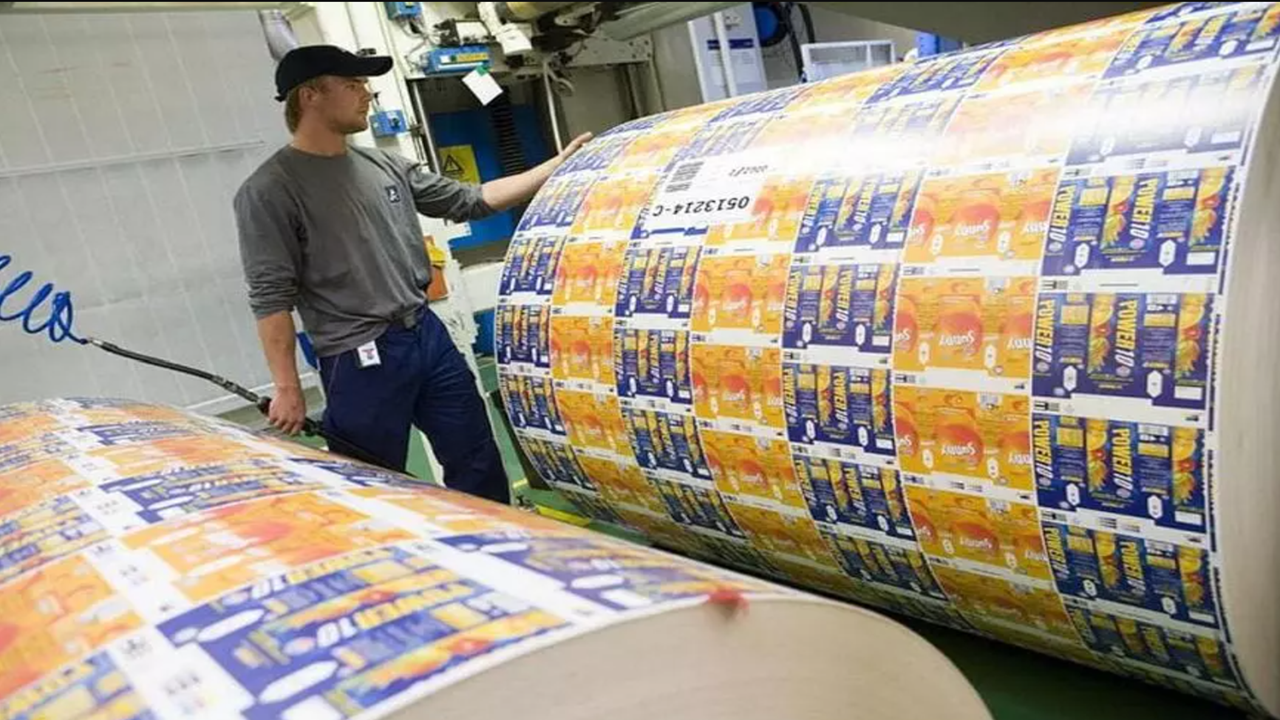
[
  {"x1": 542, "y1": 58, "x2": 565, "y2": 153},
  {"x1": 407, "y1": 80, "x2": 441, "y2": 173},
  {"x1": 601, "y1": 1, "x2": 739, "y2": 41},
  {"x1": 711, "y1": 11, "x2": 738, "y2": 98},
  {"x1": 645, "y1": 56, "x2": 667, "y2": 112},
  {"x1": 622, "y1": 64, "x2": 644, "y2": 119},
  {"x1": 342, "y1": 1, "x2": 361, "y2": 49},
  {"x1": 498, "y1": 1, "x2": 574, "y2": 22},
  {"x1": 258, "y1": 9, "x2": 298, "y2": 61}
]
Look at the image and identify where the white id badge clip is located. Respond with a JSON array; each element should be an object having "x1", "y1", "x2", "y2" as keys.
[{"x1": 356, "y1": 341, "x2": 382, "y2": 368}]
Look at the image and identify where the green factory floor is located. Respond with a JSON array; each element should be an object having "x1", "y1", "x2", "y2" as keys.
[{"x1": 228, "y1": 357, "x2": 1249, "y2": 720}]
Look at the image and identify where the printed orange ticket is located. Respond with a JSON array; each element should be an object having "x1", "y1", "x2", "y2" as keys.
[
  {"x1": 569, "y1": 172, "x2": 659, "y2": 237},
  {"x1": 87, "y1": 434, "x2": 285, "y2": 479},
  {"x1": 0, "y1": 461, "x2": 85, "y2": 518},
  {"x1": 724, "y1": 501, "x2": 835, "y2": 565},
  {"x1": 345, "y1": 487, "x2": 543, "y2": 535},
  {"x1": 556, "y1": 389, "x2": 630, "y2": 457},
  {"x1": 0, "y1": 554, "x2": 143, "y2": 698},
  {"x1": 907, "y1": 486, "x2": 1049, "y2": 580},
  {"x1": 701, "y1": 429, "x2": 803, "y2": 509},
  {"x1": 894, "y1": 386, "x2": 1033, "y2": 490},
  {"x1": 577, "y1": 455, "x2": 666, "y2": 515},
  {"x1": 931, "y1": 564, "x2": 1079, "y2": 640},
  {"x1": 549, "y1": 316, "x2": 615, "y2": 385},
  {"x1": 907, "y1": 169, "x2": 1060, "y2": 263},
  {"x1": 893, "y1": 276, "x2": 1036, "y2": 380},
  {"x1": 782, "y1": 64, "x2": 904, "y2": 115},
  {"x1": 705, "y1": 175, "x2": 815, "y2": 247},
  {"x1": 767, "y1": 552, "x2": 866, "y2": 599},
  {"x1": 977, "y1": 32, "x2": 1130, "y2": 90},
  {"x1": 751, "y1": 112, "x2": 854, "y2": 151},
  {"x1": 552, "y1": 240, "x2": 627, "y2": 308},
  {"x1": 0, "y1": 411, "x2": 62, "y2": 446},
  {"x1": 610, "y1": 126, "x2": 694, "y2": 172},
  {"x1": 692, "y1": 345, "x2": 785, "y2": 429},
  {"x1": 937, "y1": 84, "x2": 1093, "y2": 166},
  {"x1": 611, "y1": 506, "x2": 704, "y2": 554},
  {"x1": 123, "y1": 492, "x2": 414, "y2": 601},
  {"x1": 73, "y1": 404, "x2": 196, "y2": 426},
  {"x1": 1027, "y1": 6, "x2": 1156, "y2": 46},
  {"x1": 692, "y1": 253, "x2": 790, "y2": 335}
]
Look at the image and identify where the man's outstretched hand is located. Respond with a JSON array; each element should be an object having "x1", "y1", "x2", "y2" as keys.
[
  {"x1": 559, "y1": 132, "x2": 593, "y2": 159},
  {"x1": 483, "y1": 131, "x2": 596, "y2": 212}
]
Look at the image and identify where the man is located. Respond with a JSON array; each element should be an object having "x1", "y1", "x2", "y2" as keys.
[{"x1": 234, "y1": 45, "x2": 589, "y2": 504}]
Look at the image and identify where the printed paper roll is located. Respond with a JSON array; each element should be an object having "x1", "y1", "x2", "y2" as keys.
[
  {"x1": 0, "y1": 398, "x2": 990, "y2": 720},
  {"x1": 498, "y1": 2, "x2": 1280, "y2": 715}
]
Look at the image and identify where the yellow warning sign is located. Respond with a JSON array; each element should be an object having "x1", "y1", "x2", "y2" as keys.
[{"x1": 438, "y1": 144, "x2": 481, "y2": 185}]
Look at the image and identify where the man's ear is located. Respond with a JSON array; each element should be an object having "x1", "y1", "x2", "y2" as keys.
[{"x1": 300, "y1": 79, "x2": 326, "y2": 106}]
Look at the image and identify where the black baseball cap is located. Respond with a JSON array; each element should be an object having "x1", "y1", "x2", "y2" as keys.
[{"x1": 274, "y1": 45, "x2": 393, "y2": 101}]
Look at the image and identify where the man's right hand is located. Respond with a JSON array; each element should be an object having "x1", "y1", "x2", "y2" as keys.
[{"x1": 268, "y1": 385, "x2": 307, "y2": 435}]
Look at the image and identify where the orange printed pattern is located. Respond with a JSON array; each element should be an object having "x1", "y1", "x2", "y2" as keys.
[
  {"x1": 552, "y1": 240, "x2": 627, "y2": 307},
  {"x1": 1006, "y1": 630, "x2": 1112, "y2": 672},
  {"x1": 691, "y1": 345, "x2": 784, "y2": 429},
  {"x1": 86, "y1": 435, "x2": 287, "y2": 479},
  {"x1": 907, "y1": 169, "x2": 1059, "y2": 263},
  {"x1": 751, "y1": 112, "x2": 853, "y2": 150},
  {"x1": 931, "y1": 565, "x2": 1079, "y2": 640},
  {"x1": 907, "y1": 486, "x2": 1050, "y2": 580},
  {"x1": 74, "y1": 404, "x2": 198, "y2": 426},
  {"x1": 123, "y1": 493, "x2": 413, "y2": 601},
  {"x1": 612, "y1": 507, "x2": 704, "y2": 554},
  {"x1": 702, "y1": 429, "x2": 803, "y2": 509},
  {"x1": 706, "y1": 175, "x2": 815, "y2": 247},
  {"x1": 893, "y1": 276, "x2": 1035, "y2": 380},
  {"x1": 577, "y1": 456, "x2": 666, "y2": 515},
  {"x1": 767, "y1": 553, "x2": 867, "y2": 599},
  {"x1": 549, "y1": 316, "x2": 615, "y2": 385},
  {"x1": 610, "y1": 127, "x2": 693, "y2": 172},
  {"x1": 0, "y1": 462, "x2": 84, "y2": 518},
  {"x1": 345, "y1": 487, "x2": 550, "y2": 535},
  {"x1": 1027, "y1": 6, "x2": 1156, "y2": 46},
  {"x1": 977, "y1": 32, "x2": 1130, "y2": 90},
  {"x1": 692, "y1": 253, "x2": 790, "y2": 335},
  {"x1": 569, "y1": 173, "x2": 659, "y2": 236},
  {"x1": 0, "y1": 412, "x2": 62, "y2": 446},
  {"x1": 725, "y1": 502, "x2": 835, "y2": 565},
  {"x1": 0, "y1": 555, "x2": 143, "y2": 697},
  {"x1": 894, "y1": 386, "x2": 1032, "y2": 490},
  {"x1": 557, "y1": 390, "x2": 630, "y2": 457},
  {"x1": 784, "y1": 64, "x2": 904, "y2": 114},
  {"x1": 937, "y1": 85, "x2": 1092, "y2": 166},
  {"x1": 347, "y1": 609, "x2": 569, "y2": 693}
]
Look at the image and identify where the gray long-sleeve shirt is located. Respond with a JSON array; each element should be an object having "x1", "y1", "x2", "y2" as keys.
[{"x1": 233, "y1": 144, "x2": 493, "y2": 357}]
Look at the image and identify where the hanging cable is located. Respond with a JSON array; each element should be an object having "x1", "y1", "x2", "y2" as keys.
[
  {"x1": 1, "y1": 254, "x2": 394, "y2": 468},
  {"x1": 798, "y1": 2, "x2": 816, "y2": 44},
  {"x1": 0, "y1": 253, "x2": 85, "y2": 345},
  {"x1": 782, "y1": 2, "x2": 805, "y2": 83},
  {"x1": 83, "y1": 337, "x2": 396, "y2": 470}
]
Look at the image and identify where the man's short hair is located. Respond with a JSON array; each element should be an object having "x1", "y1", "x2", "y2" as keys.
[{"x1": 284, "y1": 77, "x2": 326, "y2": 133}]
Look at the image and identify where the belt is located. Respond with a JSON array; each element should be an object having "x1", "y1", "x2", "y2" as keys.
[{"x1": 392, "y1": 305, "x2": 427, "y2": 330}]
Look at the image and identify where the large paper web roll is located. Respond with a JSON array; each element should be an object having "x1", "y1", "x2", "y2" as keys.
[
  {"x1": 0, "y1": 398, "x2": 989, "y2": 720},
  {"x1": 496, "y1": 3, "x2": 1280, "y2": 714}
]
